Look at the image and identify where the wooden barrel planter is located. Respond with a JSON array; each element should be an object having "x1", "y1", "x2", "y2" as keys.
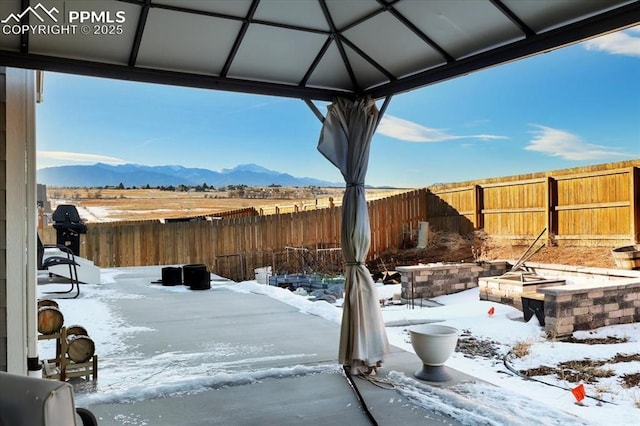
[
  {"x1": 66, "y1": 324, "x2": 89, "y2": 337},
  {"x1": 67, "y1": 334, "x2": 95, "y2": 363},
  {"x1": 38, "y1": 306, "x2": 64, "y2": 335},
  {"x1": 612, "y1": 245, "x2": 640, "y2": 270},
  {"x1": 38, "y1": 299, "x2": 59, "y2": 309}
]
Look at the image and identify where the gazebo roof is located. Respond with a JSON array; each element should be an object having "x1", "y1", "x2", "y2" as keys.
[{"x1": 0, "y1": 0, "x2": 638, "y2": 101}]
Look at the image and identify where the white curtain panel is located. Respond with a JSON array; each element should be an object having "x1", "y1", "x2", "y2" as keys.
[{"x1": 317, "y1": 97, "x2": 389, "y2": 374}]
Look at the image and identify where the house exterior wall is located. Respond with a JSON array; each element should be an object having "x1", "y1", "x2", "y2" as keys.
[
  {"x1": 1, "y1": 67, "x2": 7, "y2": 371},
  {"x1": 0, "y1": 68, "x2": 37, "y2": 374}
]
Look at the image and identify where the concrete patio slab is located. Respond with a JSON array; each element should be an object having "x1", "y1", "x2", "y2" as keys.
[{"x1": 47, "y1": 266, "x2": 471, "y2": 425}]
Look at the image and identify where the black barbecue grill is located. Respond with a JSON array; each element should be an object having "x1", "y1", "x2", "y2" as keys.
[{"x1": 51, "y1": 204, "x2": 87, "y2": 256}]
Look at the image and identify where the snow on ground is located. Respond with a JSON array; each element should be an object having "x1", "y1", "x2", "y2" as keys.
[
  {"x1": 72, "y1": 205, "x2": 120, "y2": 223},
  {"x1": 226, "y1": 281, "x2": 640, "y2": 425},
  {"x1": 37, "y1": 274, "x2": 639, "y2": 425}
]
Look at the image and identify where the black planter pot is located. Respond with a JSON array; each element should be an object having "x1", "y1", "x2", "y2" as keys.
[
  {"x1": 183, "y1": 264, "x2": 211, "y2": 290},
  {"x1": 161, "y1": 266, "x2": 183, "y2": 286}
]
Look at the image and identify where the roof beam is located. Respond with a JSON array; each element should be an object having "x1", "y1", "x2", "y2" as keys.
[
  {"x1": 20, "y1": 0, "x2": 29, "y2": 53},
  {"x1": 365, "y1": 2, "x2": 640, "y2": 99},
  {"x1": 120, "y1": 0, "x2": 329, "y2": 35},
  {"x1": 489, "y1": 0, "x2": 535, "y2": 37},
  {"x1": 338, "y1": 36, "x2": 396, "y2": 81},
  {"x1": 220, "y1": 0, "x2": 260, "y2": 77},
  {"x1": 319, "y1": 0, "x2": 360, "y2": 92},
  {"x1": 0, "y1": 50, "x2": 347, "y2": 102},
  {"x1": 304, "y1": 99, "x2": 325, "y2": 123},
  {"x1": 128, "y1": 0, "x2": 150, "y2": 66},
  {"x1": 339, "y1": 0, "x2": 401, "y2": 32},
  {"x1": 299, "y1": 37, "x2": 333, "y2": 87},
  {"x1": 375, "y1": 95, "x2": 393, "y2": 129},
  {"x1": 381, "y1": 0, "x2": 454, "y2": 62}
]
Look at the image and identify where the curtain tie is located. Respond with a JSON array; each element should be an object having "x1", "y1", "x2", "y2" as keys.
[
  {"x1": 345, "y1": 261, "x2": 364, "y2": 266},
  {"x1": 346, "y1": 183, "x2": 364, "y2": 188}
]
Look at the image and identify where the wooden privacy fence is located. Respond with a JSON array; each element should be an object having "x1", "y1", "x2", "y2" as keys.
[
  {"x1": 40, "y1": 161, "x2": 639, "y2": 281},
  {"x1": 41, "y1": 190, "x2": 427, "y2": 281},
  {"x1": 426, "y1": 161, "x2": 640, "y2": 247}
]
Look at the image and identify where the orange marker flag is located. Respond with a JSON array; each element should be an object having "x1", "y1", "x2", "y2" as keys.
[
  {"x1": 571, "y1": 384, "x2": 586, "y2": 403},
  {"x1": 487, "y1": 306, "x2": 495, "y2": 317}
]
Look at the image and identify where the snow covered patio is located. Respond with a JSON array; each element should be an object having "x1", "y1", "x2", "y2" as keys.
[
  {"x1": 37, "y1": 265, "x2": 639, "y2": 425},
  {"x1": 38, "y1": 266, "x2": 471, "y2": 425}
]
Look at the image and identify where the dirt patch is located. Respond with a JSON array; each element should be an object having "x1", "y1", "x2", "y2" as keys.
[
  {"x1": 455, "y1": 329, "x2": 502, "y2": 359},
  {"x1": 621, "y1": 372, "x2": 640, "y2": 388},
  {"x1": 368, "y1": 230, "x2": 619, "y2": 273},
  {"x1": 520, "y1": 353, "x2": 640, "y2": 385},
  {"x1": 564, "y1": 336, "x2": 629, "y2": 345},
  {"x1": 482, "y1": 245, "x2": 617, "y2": 269}
]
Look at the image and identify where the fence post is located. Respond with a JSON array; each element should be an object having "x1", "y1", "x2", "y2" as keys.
[
  {"x1": 545, "y1": 177, "x2": 558, "y2": 245},
  {"x1": 631, "y1": 166, "x2": 640, "y2": 243},
  {"x1": 474, "y1": 184, "x2": 484, "y2": 230}
]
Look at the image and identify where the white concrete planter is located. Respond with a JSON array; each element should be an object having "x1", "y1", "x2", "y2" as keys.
[{"x1": 410, "y1": 324, "x2": 459, "y2": 382}]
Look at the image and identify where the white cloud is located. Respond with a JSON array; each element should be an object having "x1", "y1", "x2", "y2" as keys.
[
  {"x1": 525, "y1": 125, "x2": 635, "y2": 160},
  {"x1": 37, "y1": 151, "x2": 127, "y2": 165},
  {"x1": 583, "y1": 26, "x2": 640, "y2": 57},
  {"x1": 377, "y1": 115, "x2": 507, "y2": 143}
]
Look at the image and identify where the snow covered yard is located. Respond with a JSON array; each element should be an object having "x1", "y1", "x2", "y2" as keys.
[
  {"x1": 225, "y1": 281, "x2": 640, "y2": 425},
  {"x1": 37, "y1": 272, "x2": 639, "y2": 425}
]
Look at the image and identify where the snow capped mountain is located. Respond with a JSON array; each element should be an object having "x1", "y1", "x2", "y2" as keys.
[{"x1": 37, "y1": 163, "x2": 340, "y2": 188}]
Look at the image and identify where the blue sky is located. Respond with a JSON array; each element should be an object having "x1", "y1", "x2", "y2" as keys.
[{"x1": 36, "y1": 26, "x2": 639, "y2": 188}]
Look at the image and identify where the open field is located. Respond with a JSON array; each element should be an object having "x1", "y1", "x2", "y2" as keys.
[{"x1": 45, "y1": 187, "x2": 410, "y2": 222}]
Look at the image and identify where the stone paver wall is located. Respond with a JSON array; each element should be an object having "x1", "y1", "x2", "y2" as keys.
[
  {"x1": 478, "y1": 277, "x2": 565, "y2": 311},
  {"x1": 541, "y1": 280, "x2": 640, "y2": 337},
  {"x1": 402, "y1": 260, "x2": 640, "y2": 338},
  {"x1": 397, "y1": 261, "x2": 509, "y2": 300}
]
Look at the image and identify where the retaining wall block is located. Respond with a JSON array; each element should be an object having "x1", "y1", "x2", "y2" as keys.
[
  {"x1": 621, "y1": 300, "x2": 635, "y2": 310},
  {"x1": 554, "y1": 294, "x2": 573, "y2": 303},
  {"x1": 578, "y1": 298, "x2": 594, "y2": 308},
  {"x1": 604, "y1": 303, "x2": 620, "y2": 312},
  {"x1": 544, "y1": 301, "x2": 557, "y2": 318},
  {"x1": 573, "y1": 307, "x2": 590, "y2": 316},
  {"x1": 623, "y1": 308, "x2": 635, "y2": 317},
  {"x1": 606, "y1": 295, "x2": 623, "y2": 304},
  {"x1": 488, "y1": 293, "x2": 502, "y2": 302},
  {"x1": 574, "y1": 313, "x2": 592, "y2": 323},
  {"x1": 604, "y1": 318, "x2": 622, "y2": 326},
  {"x1": 620, "y1": 315, "x2": 635, "y2": 324},
  {"x1": 608, "y1": 309, "x2": 624, "y2": 318},
  {"x1": 589, "y1": 318, "x2": 606, "y2": 329},
  {"x1": 571, "y1": 293, "x2": 589, "y2": 303},
  {"x1": 592, "y1": 312, "x2": 608, "y2": 322},
  {"x1": 554, "y1": 324, "x2": 574, "y2": 336},
  {"x1": 623, "y1": 292, "x2": 639, "y2": 301},
  {"x1": 487, "y1": 281, "x2": 501, "y2": 290},
  {"x1": 415, "y1": 275, "x2": 430, "y2": 283},
  {"x1": 557, "y1": 316, "x2": 575, "y2": 326},
  {"x1": 589, "y1": 305, "x2": 604, "y2": 314},
  {"x1": 587, "y1": 290, "x2": 604, "y2": 299}
]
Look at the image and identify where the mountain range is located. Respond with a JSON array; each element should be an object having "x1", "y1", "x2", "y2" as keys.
[{"x1": 37, "y1": 163, "x2": 341, "y2": 188}]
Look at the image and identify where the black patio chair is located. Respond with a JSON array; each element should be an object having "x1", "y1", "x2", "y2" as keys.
[{"x1": 38, "y1": 234, "x2": 80, "y2": 299}]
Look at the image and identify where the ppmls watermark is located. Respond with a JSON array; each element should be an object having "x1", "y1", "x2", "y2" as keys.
[{"x1": 2, "y1": 2, "x2": 126, "y2": 36}]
